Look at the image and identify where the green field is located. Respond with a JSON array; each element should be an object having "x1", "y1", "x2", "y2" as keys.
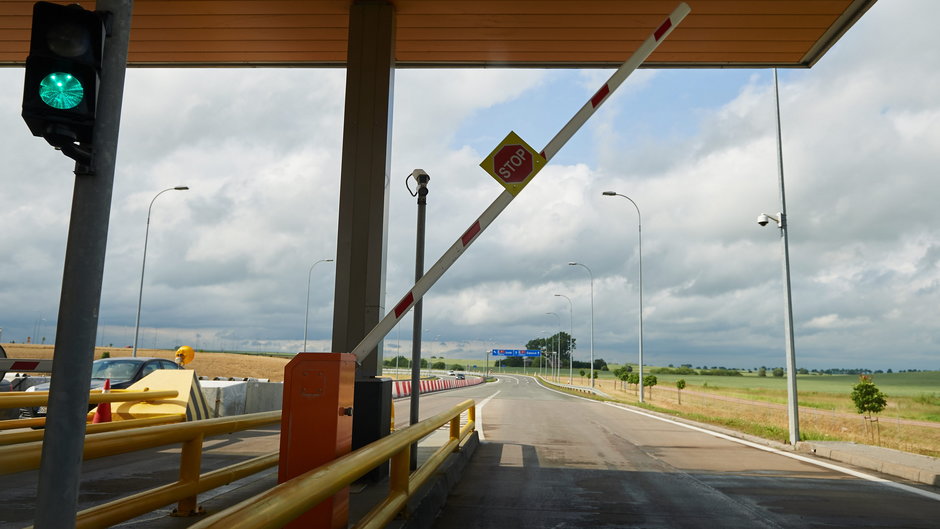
[{"x1": 613, "y1": 371, "x2": 940, "y2": 398}]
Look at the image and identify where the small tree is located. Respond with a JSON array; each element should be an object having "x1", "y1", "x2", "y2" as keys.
[
  {"x1": 757, "y1": 367, "x2": 767, "y2": 377},
  {"x1": 627, "y1": 372, "x2": 640, "y2": 395},
  {"x1": 643, "y1": 375, "x2": 658, "y2": 399},
  {"x1": 579, "y1": 369, "x2": 586, "y2": 383},
  {"x1": 676, "y1": 379, "x2": 686, "y2": 404},
  {"x1": 772, "y1": 367, "x2": 785, "y2": 377},
  {"x1": 851, "y1": 375, "x2": 888, "y2": 444}
]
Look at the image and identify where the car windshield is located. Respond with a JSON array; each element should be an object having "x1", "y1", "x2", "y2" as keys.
[{"x1": 91, "y1": 359, "x2": 139, "y2": 381}]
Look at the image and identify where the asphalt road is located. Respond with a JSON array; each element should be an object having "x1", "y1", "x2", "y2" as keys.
[{"x1": 428, "y1": 375, "x2": 940, "y2": 529}]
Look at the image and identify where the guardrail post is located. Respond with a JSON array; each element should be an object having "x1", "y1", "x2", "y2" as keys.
[
  {"x1": 390, "y1": 445, "x2": 410, "y2": 498},
  {"x1": 173, "y1": 433, "x2": 205, "y2": 516},
  {"x1": 279, "y1": 353, "x2": 356, "y2": 528},
  {"x1": 449, "y1": 415, "x2": 460, "y2": 451}
]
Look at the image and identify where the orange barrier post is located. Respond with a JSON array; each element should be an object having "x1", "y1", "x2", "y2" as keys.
[{"x1": 279, "y1": 353, "x2": 356, "y2": 529}]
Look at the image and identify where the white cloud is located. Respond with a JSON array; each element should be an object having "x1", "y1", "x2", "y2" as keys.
[{"x1": 2, "y1": 0, "x2": 939, "y2": 371}]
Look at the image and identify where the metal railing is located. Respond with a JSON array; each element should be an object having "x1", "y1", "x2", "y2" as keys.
[
  {"x1": 1, "y1": 410, "x2": 281, "y2": 528},
  {"x1": 189, "y1": 399, "x2": 477, "y2": 529}
]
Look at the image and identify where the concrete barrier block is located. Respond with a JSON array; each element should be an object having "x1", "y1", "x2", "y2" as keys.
[
  {"x1": 245, "y1": 381, "x2": 283, "y2": 413},
  {"x1": 200, "y1": 381, "x2": 247, "y2": 418}
]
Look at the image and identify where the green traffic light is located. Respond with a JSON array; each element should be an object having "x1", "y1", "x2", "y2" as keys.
[{"x1": 38, "y1": 72, "x2": 83, "y2": 109}]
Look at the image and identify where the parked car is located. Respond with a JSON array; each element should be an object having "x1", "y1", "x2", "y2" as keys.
[{"x1": 20, "y1": 356, "x2": 183, "y2": 419}]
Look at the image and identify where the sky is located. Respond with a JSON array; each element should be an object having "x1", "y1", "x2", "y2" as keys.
[{"x1": 1, "y1": 0, "x2": 938, "y2": 372}]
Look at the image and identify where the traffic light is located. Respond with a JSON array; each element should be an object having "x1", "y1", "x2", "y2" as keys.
[{"x1": 22, "y1": 2, "x2": 105, "y2": 163}]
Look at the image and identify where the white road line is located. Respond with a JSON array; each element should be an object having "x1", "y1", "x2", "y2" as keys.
[
  {"x1": 536, "y1": 380, "x2": 940, "y2": 502},
  {"x1": 476, "y1": 390, "x2": 501, "y2": 441},
  {"x1": 603, "y1": 402, "x2": 940, "y2": 503}
]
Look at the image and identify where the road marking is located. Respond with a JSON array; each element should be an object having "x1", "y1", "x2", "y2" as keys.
[
  {"x1": 476, "y1": 390, "x2": 500, "y2": 441},
  {"x1": 603, "y1": 402, "x2": 940, "y2": 503},
  {"x1": 498, "y1": 443, "x2": 524, "y2": 467},
  {"x1": 535, "y1": 380, "x2": 940, "y2": 502}
]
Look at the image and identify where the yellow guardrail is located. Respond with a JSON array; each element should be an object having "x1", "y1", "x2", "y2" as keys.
[
  {"x1": 0, "y1": 415, "x2": 185, "y2": 445},
  {"x1": 0, "y1": 388, "x2": 179, "y2": 411},
  {"x1": 2, "y1": 410, "x2": 281, "y2": 528},
  {"x1": 189, "y1": 399, "x2": 476, "y2": 529}
]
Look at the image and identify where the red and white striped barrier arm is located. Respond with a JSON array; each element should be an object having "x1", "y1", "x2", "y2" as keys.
[
  {"x1": 352, "y1": 3, "x2": 691, "y2": 362},
  {"x1": 0, "y1": 358, "x2": 54, "y2": 372}
]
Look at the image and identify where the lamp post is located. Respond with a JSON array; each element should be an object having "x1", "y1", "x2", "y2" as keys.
[
  {"x1": 757, "y1": 68, "x2": 800, "y2": 445},
  {"x1": 303, "y1": 258, "x2": 334, "y2": 352},
  {"x1": 132, "y1": 186, "x2": 189, "y2": 357},
  {"x1": 546, "y1": 312, "x2": 560, "y2": 381},
  {"x1": 568, "y1": 262, "x2": 594, "y2": 387},
  {"x1": 602, "y1": 191, "x2": 645, "y2": 403},
  {"x1": 554, "y1": 294, "x2": 574, "y2": 384}
]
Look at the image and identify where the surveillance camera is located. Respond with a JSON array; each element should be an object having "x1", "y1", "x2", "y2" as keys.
[{"x1": 757, "y1": 214, "x2": 770, "y2": 226}]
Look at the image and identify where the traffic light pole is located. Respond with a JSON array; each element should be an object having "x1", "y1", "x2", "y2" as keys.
[{"x1": 33, "y1": 2, "x2": 133, "y2": 528}]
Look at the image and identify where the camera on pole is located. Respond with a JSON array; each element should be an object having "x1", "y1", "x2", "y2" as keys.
[{"x1": 22, "y1": 1, "x2": 106, "y2": 165}]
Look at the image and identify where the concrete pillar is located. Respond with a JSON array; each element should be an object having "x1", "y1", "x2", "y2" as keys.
[
  {"x1": 332, "y1": 0, "x2": 394, "y2": 376},
  {"x1": 332, "y1": 0, "x2": 395, "y2": 473}
]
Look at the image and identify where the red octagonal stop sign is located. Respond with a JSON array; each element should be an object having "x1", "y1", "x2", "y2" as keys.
[{"x1": 493, "y1": 144, "x2": 534, "y2": 183}]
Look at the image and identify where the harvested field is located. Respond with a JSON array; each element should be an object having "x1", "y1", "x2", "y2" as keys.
[{"x1": 2, "y1": 344, "x2": 290, "y2": 381}]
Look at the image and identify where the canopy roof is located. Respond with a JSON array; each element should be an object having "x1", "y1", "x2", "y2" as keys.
[{"x1": 0, "y1": 0, "x2": 876, "y2": 68}]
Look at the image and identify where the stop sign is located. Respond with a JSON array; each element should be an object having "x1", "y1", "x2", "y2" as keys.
[{"x1": 492, "y1": 144, "x2": 533, "y2": 183}]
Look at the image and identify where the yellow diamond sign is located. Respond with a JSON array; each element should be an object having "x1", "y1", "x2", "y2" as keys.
[{"x1": 480, "y1": 131, "x2": 547, "y2": 196}]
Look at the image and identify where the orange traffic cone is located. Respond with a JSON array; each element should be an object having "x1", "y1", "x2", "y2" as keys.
[{"x1": 92, "y1": 378, "x2": 112, "y2": 423}]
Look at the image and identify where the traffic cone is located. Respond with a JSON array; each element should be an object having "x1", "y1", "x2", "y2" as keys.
[{"x1": 92, "y1": 378, "x2": 112, "y2": 423}]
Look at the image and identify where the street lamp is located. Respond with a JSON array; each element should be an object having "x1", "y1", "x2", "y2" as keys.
[
  {"x1": 602, "y1": 191, "x2": 646, "y2": 403},
  {"x1": 303, "y1": 258, "x2": 334, "y2": 352},
  {"x1": 132, "y1": 186, "x2": 189, "y2": 357},
  {"x1": 546, "y1": 312, "x2": 560, "y2": 382},
  {"x1": 568, "y1": 262, "x2": 594, "y2": 387},
  {"x1": 757, "y1": 68, "x2": 800, "y2": 445},
  {"x1": 554, "y1": 293, "x2": 574, "y2": 384}
]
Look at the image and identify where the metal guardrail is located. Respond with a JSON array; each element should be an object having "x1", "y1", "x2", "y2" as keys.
[
  {"x1": 2, "y1": 410, "x2": 280, "y2": 528},
  {"x1": 0, "y1": 388, "x2": 180, "y2": 411},
  {"x1": 189, "y1": 399, "x2": 477, "y2": 529}
]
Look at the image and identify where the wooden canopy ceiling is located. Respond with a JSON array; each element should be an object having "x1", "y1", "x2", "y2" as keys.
[{"x1": 0, "y1": 0, "x2": 877, "y2": 68}]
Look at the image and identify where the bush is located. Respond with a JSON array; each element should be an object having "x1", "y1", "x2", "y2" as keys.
[
  {"x1": 772, "y1": 367, "x2": 785, "y2": 377},
  {"x1": 100, "y1": 351, "x2": 110, "y2": 359}
]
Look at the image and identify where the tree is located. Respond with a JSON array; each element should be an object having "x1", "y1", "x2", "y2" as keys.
[
  {"x1": 526, "y1": 332, "x2": 576, "y2": 365},
  {"x1": 757, "y1": 367, "x2": 767, "y2": 377},
  {"x1": 383, "y1": 355, "x2": 410, "y2": 368},
  {"x1": 450, "y1": 364, "x2": 465, "y2": 371},
  {"x1": 851, "y1": 375, "x2": 888, "y2": 444},
  {"x1": 676, "y1": 379, "x2": 686, "y2": 404},
  {"x1": 593, "y1": 358, "x2": 609, "y2": 371},
  {"x1": 431, "y1": 361, "x2": 446, "y2": 370},
  {"x1": 772, "y1": 367, "x2": 785, "y2": 377},
  {"x1": 643, "y1": 375, "x2": 658, "y2": 399},
  {"x1": 579, "y1": 369, "x2": 585, "y2": 383}
]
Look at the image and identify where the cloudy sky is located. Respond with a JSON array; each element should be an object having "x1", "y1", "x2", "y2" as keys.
[{"x1": 2, "y1": 0, "x2": 937, "y2": 371}]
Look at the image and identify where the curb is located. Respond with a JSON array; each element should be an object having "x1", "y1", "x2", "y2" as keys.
[{"x1": 800, "y1": 441, "x2": 940, "y2": 487}]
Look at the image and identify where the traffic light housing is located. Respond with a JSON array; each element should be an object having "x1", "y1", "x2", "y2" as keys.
[{"x1": 22, "y1": 2, "x2": 105, "y2": 163}]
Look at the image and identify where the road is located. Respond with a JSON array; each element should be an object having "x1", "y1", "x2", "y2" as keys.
[{"x1": 427, "y1": 375, "x2": 940, "y2": 529}]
